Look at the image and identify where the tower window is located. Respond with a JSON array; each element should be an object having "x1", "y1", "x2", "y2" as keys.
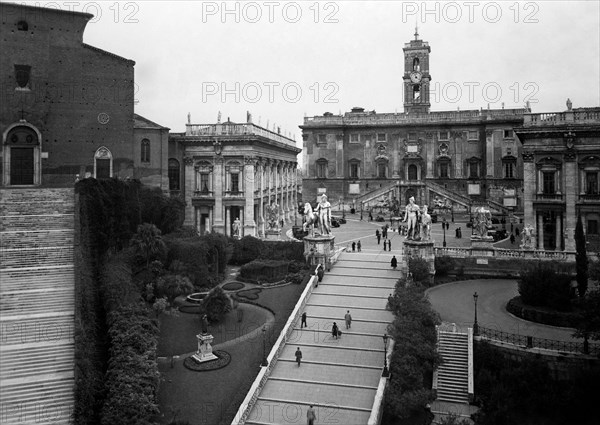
[
  {"x1": 141, "y1": 139, "x2": 150, "y2": 163},
  {"x1": 14, "y1": 65, "x2": 31, "y2": 89},
  {"x1": 17, "y1": 21, "x2": 28, "y2": 31}
]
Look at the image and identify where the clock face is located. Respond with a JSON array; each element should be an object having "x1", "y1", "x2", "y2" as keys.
[{"x1": 410, "y1": 72, "x2": 422, "y2": 83}]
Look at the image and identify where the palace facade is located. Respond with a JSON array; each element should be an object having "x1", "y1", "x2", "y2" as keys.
[
  {"x1": 516, "y1": 107, "x2": 600, "y2": 252},
  {"x1": 0, "y1": 2, "x2": 168, "y2": 189},
  {"x1": 169, "y1": 117, "x2": 301, "y2": 237},
  {"x1": 300, "y1": 31, "x2": 526, "y2": 216}
]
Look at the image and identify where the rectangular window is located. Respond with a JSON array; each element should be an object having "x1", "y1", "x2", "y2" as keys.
[
  {"x1": 586, "y1": 172, "x2": 598, "y2": 194},
  {"x1": 350, "y1": 134, "x2": 359, "y2": 143},
  {"x1": 469, "y1": 162, "x2": 478, "y2": 178},
  {"x1": 439, "y1": 162, "x2": 449, "y2": 178},
  {"x1": 588, "y1": 220, "x2": 599, "y2": 235},
  {"x1": 468, "y1": 130, "x2": 478, "y2": 140},
  {"x1": 504, "y1": 162, "x2": 515, "y2": 179},
  {"x1": 504, "y1": 129, "x2": 514, "y2": 138},
  {"x1": 350, "y1": 163, "x2": 359, "y2": 179},
  {"x1": 377, "y1": 133, "x2": 387, "y2": 142},
  {"x1": 439, "y1": 131, "x2": 449, "y2": 140},
  {"x1": 542, "y1": 171, "x2": 555, "y2": 194},
  {"x1": 200, "y1": 173, "x2": 209, "y2": 192},
  {"x1": 231, "y1": 173, "x2": 239, "y2": 192}
]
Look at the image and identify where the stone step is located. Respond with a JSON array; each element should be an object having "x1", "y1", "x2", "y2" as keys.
[
  {"x1": 0, "y1": 247, "x2": 73, "y2": 269},
  {"x1": 0, "y1": 316, "x2": 74, "y2": 346},
  {"x1": 0, "y1": 201, "x2": 74, "y2": 216},
  {"x1": 0, "y1": 214, "x2": 74, "y2": 231},
  {"x1": 0, "y1": 230, "x2": 74, "y2": 249}
]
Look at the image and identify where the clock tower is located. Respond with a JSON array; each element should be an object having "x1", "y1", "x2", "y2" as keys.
[{"x1": 403, "y1": 28, "x2": 431, "y2": 114}]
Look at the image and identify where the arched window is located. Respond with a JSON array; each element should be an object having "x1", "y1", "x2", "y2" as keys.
[
  {"x1": 141, "y1": 139, "x2": 150, "y2": 163},
  {"x1": 168, "y1": 159, "x2": 180, "y2": 191},
  {"x1": 408, "y1": 164, "x2": 418, "y2": 181}
]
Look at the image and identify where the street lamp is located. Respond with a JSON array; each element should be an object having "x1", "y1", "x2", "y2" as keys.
[
  {"x1": 473, "y1": 292, "x2": 479, "y2": 336},
  {"x1": 261, "y1": 326, "x2": 269, "y2": 366},
  {"x1": 382, "y1": 334, "x2": 390, "y2": 377},
  {"x1": 442, "y1": 217, "x2": 447, "y2": 247}
]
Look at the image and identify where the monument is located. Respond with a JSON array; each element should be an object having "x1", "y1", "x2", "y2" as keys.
[
  {"x1": 402, "y1": 201, "x2": 435, "y2": 278},
  {"x1": 303, "y1": 194, "x2": 337, "y2": 270},
  {"x1": 192, "y1": 314, "x2": 218, "y2": 363}
]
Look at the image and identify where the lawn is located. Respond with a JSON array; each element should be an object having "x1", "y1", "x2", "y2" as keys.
[{"x1": 156, "y1": 281, "x2": 308, "y2": 425}]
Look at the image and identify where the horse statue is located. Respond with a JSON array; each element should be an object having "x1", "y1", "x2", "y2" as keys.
[{"x1": 303, "y1": 203, "x2": 318, "y2": 236}]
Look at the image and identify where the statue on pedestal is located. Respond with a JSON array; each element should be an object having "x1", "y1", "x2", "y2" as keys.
[
  {"x1": 403, "y1": 197, "x2": 421, "y2": 240},
  {"x1": 420, "y1": 205, "x2": 432, "y2": 241},
  {"x1": 314, "y1": 194, "x2": 332, "y2": 236}
]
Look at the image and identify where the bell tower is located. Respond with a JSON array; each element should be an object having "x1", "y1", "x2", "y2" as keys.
[{"x1": 403, "y1": 28, "x2": 431, "y2": 114}]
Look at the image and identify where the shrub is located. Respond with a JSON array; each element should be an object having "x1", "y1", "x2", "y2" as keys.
[
  {"x1": 408, "y1": 257, "x2": 430, "y2": 283},
  {"x1": 435, "y1": 256, "x2": 455, "y2": 276},
  {"x1": 202, "y1": 286, "x2": 232, "y2": 322}
]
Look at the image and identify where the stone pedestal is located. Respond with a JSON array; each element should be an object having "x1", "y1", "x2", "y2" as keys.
[
  {"x1": 402, "y1": 239, "x2": 435, "y2": 277},
  {"x1": 470, "y1": 236, "x2": 495, "y2": 257},
  {"x1": 303, "y1": 234, "x2": 336, "y2": 271},
  {"x1": 192, "y1": 333, "x2": 218, "y2": 363}
]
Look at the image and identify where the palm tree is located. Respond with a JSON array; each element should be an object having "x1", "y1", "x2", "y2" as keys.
[{"x1": 130, "y1": 223, "x2": 167, "y2": 270}]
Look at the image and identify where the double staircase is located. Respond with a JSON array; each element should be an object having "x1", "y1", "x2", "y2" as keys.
[
  {"x1": 0, "y1": 188, "x2": 75, "y2": 425},
  {"x1": 433, "y1": 326, "x2": 473, "y2": 404}
]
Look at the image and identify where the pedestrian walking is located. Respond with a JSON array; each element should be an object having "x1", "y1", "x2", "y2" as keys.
[
  {"x1": 352, "y1": 241, "x2": 356, "y2": 252},
  {"x1": 307, "y1": 405, "x2": 316, "y2": 425},
  {"x1": 388, "y1": 239, "x2": 391, "y2": 251},
  {"x1": 391, "y1": 255, "x2": 397, "y2": 270},
  {"x1": 295, "y1": 347, "x2": 302, "y2": 366},
  {"x1": 357, "y1": 240, "x2": 362, "y2": 252},
  {"x1": 510, "y1": 233, "x2": 515, "y2": 244},
  {"x1": 301, "y1": 312, "x2": 307, "y2": 328},
  {"x1": 383, "y1": 238, "x2": 387, "y2": 251},
  {"x1": 344, "y1": 310, "x2": 352, "y2": 329},
  {"x1": 332, "y1": 322, "x2": 339, "y2": 339}
]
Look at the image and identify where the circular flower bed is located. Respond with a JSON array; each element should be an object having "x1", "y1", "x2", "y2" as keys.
[
  {"x1": 222, "y1": 282, "x2": 245, "y2": 291},
  {"x1": 184, "y1": 350, "x2": 231, "y2": 371}
]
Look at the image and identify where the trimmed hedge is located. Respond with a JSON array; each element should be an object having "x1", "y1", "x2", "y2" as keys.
[{"x1": 506, "y1": 296, "x2": 581, "y2": 328}]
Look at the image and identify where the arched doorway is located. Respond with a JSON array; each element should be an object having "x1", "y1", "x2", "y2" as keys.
[{"x1": 2, "y1": 123, "x2": 42, "y2": 186}]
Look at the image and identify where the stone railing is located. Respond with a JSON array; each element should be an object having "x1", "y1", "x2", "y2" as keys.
[
  {"x1": 185, "y1": 122, "x2": 297, "y2": 147},
  {"x1": 367, "y1": 339, "x2": 395, "y2": 425},
  {"x1": 231, "y1": 272, "x2": 319, "y2": 424},
  {"x1": 434, "y1": 246, "x2": 576, "y2": 262}
]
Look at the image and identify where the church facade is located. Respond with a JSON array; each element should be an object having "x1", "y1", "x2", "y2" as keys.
[
  {"x1": 0, "y1": 3, "x2": 168, "y2": 189},
  {"x1": 301, "y1": 31, "x2": 526, "y2": 216}
]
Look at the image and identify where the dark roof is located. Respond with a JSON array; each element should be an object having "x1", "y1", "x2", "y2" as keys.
[
  {"x1": 134, "y1": 114, "x2": 169, "y2": 130},
  {"x1": 83, "y1": 43, "x2": 135, "y2": 65}
]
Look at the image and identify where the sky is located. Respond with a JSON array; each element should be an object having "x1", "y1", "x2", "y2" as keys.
[{"x1": 17, "y1": 1, "x2": 600, "y2": 144}]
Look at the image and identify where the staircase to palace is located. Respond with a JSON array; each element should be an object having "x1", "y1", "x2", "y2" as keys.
[
  {"x1": 434, "y1": 327, "x2": 472, "y2": 405},
  {"x1": 0, "y1": 188, "x2": 75, "y2": 425}
]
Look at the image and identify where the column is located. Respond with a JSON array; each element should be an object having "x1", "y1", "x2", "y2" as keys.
[
  {"x1": 522, "y1": 152, "x2": 535, "y2": 230},
  {"x1": 212, "y1": 157, "x2": 225, "y2": 233},
  {"x1": 537, "y1": 213, "x2": 544, "y2": 250},
  {"x1": 555, "y1": 214, "x2": 562, "y2": 251},
  {"x1": 564, "y1": 153, "x2": 577, "y2": 251},
  {"x1": 183, "y1": 156, "x2": 195, "y2": 226},
  {"x1": 244, "y1": 156, "x2": 256, "y2": 236}
]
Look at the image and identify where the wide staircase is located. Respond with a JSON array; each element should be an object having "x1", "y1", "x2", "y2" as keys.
[
  {"x1": 0, "y1": 188, "x2": 75, "y2": 425},
  {"x1": 434, "y1": 326, "x2": 472, "y2": 404}
]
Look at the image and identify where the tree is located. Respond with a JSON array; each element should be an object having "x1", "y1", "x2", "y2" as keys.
[
  {"x1": 573, "y1": 291, "x2": 600, "y2": 354},
  {"x1": 130, "y1": 223, "x2": 167, "y2": 270},
  {"x1": 575, "y1": 215, "x2": 589, "y2": 297}
]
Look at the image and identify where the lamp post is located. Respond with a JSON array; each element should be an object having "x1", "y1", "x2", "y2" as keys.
[
  {"x1": 473, "y1": 292, "x2": 479, "y2": 336},
  {"x1": 261, "y1": 326, "x2": 269, "y2": 366},
  {"x1": 382, "y1": 334, "x2": 390, "y2": 377},
  {"x1": 442, "y1": 217, "x2": 447, "y2": 247}
]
